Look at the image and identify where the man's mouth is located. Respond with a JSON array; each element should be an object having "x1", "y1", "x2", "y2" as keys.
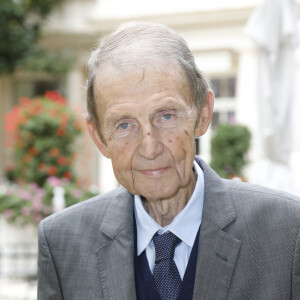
[{"x1": 138, "y1": 167, "x2": 169, "y2": 176}]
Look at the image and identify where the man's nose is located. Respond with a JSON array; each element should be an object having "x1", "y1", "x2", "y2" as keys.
[{"x1": 137, "y1": 125, "x2": 164, "y2": 159}]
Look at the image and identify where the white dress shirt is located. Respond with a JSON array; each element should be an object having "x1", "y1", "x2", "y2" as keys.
[{"x1": 134, "y1": 161, "x2": 205, "y2": 279}]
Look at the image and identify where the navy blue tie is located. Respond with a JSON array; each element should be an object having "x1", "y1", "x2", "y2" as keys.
[{"x1": 152, "y1": 232, "x2": 182, "y2": 300}]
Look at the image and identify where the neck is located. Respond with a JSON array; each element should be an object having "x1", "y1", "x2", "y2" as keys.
[{"x1": 142, "y1": 171, "x2": 197, "y2": 227}]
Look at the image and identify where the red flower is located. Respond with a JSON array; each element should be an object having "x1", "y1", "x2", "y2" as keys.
[
  {"x1": 29, "y1": 147, "x2": 38, "y2": 155},
  {"x1": 27, "y1": 101, "x2": 42, "y2": 116},
  {"x1": 4, "y1": 106, "x2": 20, "y2": 132},
  {"x1": 63, "y1": 172, "x2": 72, "y2": 180},
  {"x1": 45, "y1": 90, "x2": 67, "y2": 105},
  {"x1": 48, "y1": 166, "x2": 58, "y2": 176},
  {"x1": 60, "y1": 113, "x2": 69, "y2": 126},
  {"x1": 58, "y1": 156, "x2": 68, "y2": 165},
  {"x1": 50, "y1": 148, "x2": 60, "y2": 157},
  {"x1": 49, "y1": 109, "x2": 58, "y2": 117},
  {"x1": 19, "y1": 97, "x2": 31, "y2": 107},
  {"x1": 17, "y1": 113, "x2": 29, "y2": 125},
  {"x1": 56, "y1": 127, "x2": 65, "y2": 136}
]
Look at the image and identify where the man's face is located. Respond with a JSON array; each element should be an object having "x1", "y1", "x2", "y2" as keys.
[{"x1": 90, "y1": 64, "x2": 210, "y2": 201}]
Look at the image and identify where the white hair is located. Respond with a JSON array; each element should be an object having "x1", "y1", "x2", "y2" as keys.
[{"x1": 86, "y1": 21, "x2": 210, "y2": 135}]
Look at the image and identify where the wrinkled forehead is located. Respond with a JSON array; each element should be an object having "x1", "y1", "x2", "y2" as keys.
[
  {"x1": 95, "y1": 65, "x2": 194, "y2": 113},
  {"x1": 94, "y1": 53, "x2": 194, "y2": 104},
  {"x1": 97, "y1": 49, "x2": 180, "y2": 77}
]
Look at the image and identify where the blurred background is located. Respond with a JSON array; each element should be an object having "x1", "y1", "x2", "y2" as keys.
[{"x1": 1, "y1": 0, "x2": 300, "y2": 298}]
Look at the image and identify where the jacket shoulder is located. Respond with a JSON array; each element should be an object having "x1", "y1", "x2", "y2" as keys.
[
  {"x1": 224, "y1": 179, "x2": 300, "y2": 225},
  {"x1": 225, "y1": 179, "x2": 300, "y2": 203},
  {"x1": 39, "y1": 186, "x2": 132, "y2": 229}
]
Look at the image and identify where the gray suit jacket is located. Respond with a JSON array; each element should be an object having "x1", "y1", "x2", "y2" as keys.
[{"x1": 38, "y1": 160, "x2": 300, "y2": 300}]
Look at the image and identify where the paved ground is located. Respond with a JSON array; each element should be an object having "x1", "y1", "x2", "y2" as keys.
[{"x1": 0, "y1": 277, "x2": 37, "y2": 300}]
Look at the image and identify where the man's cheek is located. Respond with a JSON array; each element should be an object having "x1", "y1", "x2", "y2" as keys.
[
  {"x1": 174, "y1": 130, "x2": 194, "y2": 151},
  {"x1": 165, "y1": 133, "x2": 177, "y2": 144},
  {"x1": 114, "y1": 142, "x2": 130, "y2": 155},
  {"x1": 118, "y1": 138, "x2": 139, "y2": 154},
  {"x1": 113, "y1": 163, "x2": 133, "y2": 186}
]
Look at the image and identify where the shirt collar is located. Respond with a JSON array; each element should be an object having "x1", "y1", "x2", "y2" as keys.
[{"x1": 134, "y1": 160, "x2": 205, "y2": 255}]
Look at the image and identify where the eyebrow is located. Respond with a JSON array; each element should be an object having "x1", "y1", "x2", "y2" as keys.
[
  {"x1": 104, "y1": 111, "x2": 134, "y2": 126},
  {"x1": 149, "y1": 101, "x2": 187, "y2": 117},
  {"x1": 104, "y1": 99, "x2": 188, "y2": 125}
]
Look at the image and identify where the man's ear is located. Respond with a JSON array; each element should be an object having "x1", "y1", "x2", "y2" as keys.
[
  {"x1": 86, "y1": 121, "x2": 111, "y2": 159},
  {"x1": 195, "y1": 90, "x2": 214, "y2": 137}
]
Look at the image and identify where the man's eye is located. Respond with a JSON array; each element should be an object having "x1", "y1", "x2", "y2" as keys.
[
  {"x1": 162, "y1": 114, "x2": 172, "y2": 120},
  {"x1": 117, "y1": 122, "x2": 130, "y2": 130}
]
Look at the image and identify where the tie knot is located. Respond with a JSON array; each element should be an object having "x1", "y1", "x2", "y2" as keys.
[{"x1": 153, "y1": 232, "x2": 181, "y2": 263}]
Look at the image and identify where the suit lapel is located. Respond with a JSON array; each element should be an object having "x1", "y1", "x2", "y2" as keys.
[
  {"x1": 193, "y1": 159, "x2": 241, "y2": 300},
  {"x1": 95, "y1": 188, "x2": 137, "y2": 300}
]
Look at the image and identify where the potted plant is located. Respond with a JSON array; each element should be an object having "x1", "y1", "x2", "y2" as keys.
[
  {"x1": 210, "y1": 124, "x2": 251, "y2": 180},
  {"x1": 1, "y1": 91, "x2": 97, "y2": 278}
]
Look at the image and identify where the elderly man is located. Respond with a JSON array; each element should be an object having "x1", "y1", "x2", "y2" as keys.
[{"x1": 38, "y1": 22, "x2": 300, "y2": 300}]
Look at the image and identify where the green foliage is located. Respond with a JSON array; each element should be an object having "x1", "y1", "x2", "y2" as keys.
[
  {"x1": 2, "y1": 90, "x2": 98, "y2": 226},
  {"x1": 210, "y1": 124, "x2": 251, "y2": 178},
  {"x1": 20, "y1": 47, "x2": 76, "y2": 76},
  {"x1": 4, "y1": 91, "x2": 82, "y2": 186},
  {"x1": 0, "y1": 0, "x2": 66, "y2": 74}
]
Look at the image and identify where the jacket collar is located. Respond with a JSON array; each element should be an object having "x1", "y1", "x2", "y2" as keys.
[
  {"x1": 193, "y1": 157, "x2": 241, "y2": 300},
  {"x1": 95, "y1": 187, "x2": 137, "y2": 300},
  {"x1": 196, "y1": 157, "x2": 236, "y2": 229}
]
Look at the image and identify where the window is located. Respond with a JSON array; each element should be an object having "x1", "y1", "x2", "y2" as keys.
[
  {"x1": 210, "y1": 76, "x2": 236, "y2": 130},
  {"x1": 210, "y1": 77, "x2": 236, "y2": 98}
]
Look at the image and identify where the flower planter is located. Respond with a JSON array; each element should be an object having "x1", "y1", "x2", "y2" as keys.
[{"x1": 0, "y1": 217, "x2": 37, "y2": 278}]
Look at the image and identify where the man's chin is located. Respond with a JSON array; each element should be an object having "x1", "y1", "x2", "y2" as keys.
[
  {"x1": 136, "y1": 186, "x2": 179, "y2": 202},
  {"x1": 129, "y1": 170, "x2": 182, "y2": 200}
]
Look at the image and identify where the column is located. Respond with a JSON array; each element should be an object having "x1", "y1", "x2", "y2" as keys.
[
  {"x1": 98, "y1": 154, "x2": 118, "y2": 194},
  {"x1": 235, "y1": 48, "x2": 259, "y2": 180}
]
